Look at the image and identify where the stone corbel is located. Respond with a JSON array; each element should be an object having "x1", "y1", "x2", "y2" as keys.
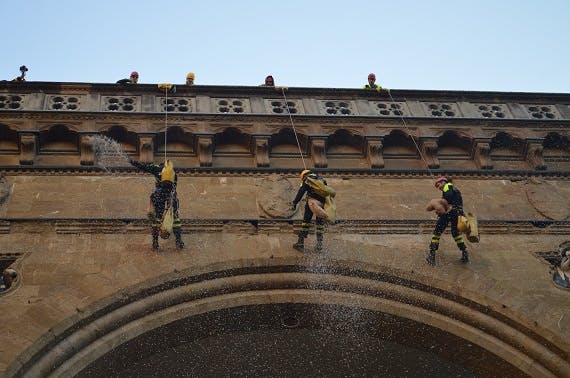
[
  {"x1": 138, "y1": 135, "x2": 154, "y2": 163},
  {"x1": 473, "y1": 140, "x2": 493, "y2": 169},
  {"x1": 421, "y1": 139, "x2": 440, "y2": 169},
  {"x1": 310, "y1": 137, "x2": 327, "y2": 168},
  {"x1": 197, "y1": 135, "x2": 213, "y2": 167},
  {"x1": 366, "y1": 138, "x2": 384, "y2": 168},
  {"x1": 253, "y1": 136, "x2": 270, "y2": 167},
  {"x1": 80, "y1": 134, "x2": 95, "y2": 165},
  {"x1": 19, "y1": 133, "x2": 37, "y2": 165},
  {"x1": 525, "y1": 141, "x2": 546, "y2": 170}
]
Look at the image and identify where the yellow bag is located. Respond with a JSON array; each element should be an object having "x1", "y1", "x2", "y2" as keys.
[
  {"x1": 160, "y1": 206, "x2": 174, "y2": 236},
  {"x1": 456, "y1": 213, "x2": 480, "y2": 243},
  {"x1": 305, "y1": 176, "x2": 336, "y2": 198},
  {"x1": 325, "y1": 196, "x2": 336, "y2": 223}
]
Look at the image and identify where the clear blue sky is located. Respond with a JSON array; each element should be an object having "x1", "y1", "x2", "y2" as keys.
[{"x1": 3, "y1": 0, "x2": 569, "y2": 93}]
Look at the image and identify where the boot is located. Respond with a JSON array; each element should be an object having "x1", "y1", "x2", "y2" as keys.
[
  {"x1": 174, "y1": 228, "x2": 184, "y2": 250},
  {"x1": 426, "y1": 243, "x2": 437, "y2": 266},
  {"x1": 460, "y1": 247, "x2": 469, "y2": 263},
  {"x1": 293, "y1": 234, "x2": 305, "y2": 253},
  {"x1": 152, "y1": 227, "x2": 160, "y2": 251},
  {"x1": 315, "y1": 234, "x2": 324, "y2": 253}
]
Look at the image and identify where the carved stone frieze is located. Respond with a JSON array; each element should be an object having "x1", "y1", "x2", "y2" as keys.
[
  {"x1": 0, "y1": 94, "x2": 24, "y2": 110},
  {"x1": 212, "y1": 98, "x2": 251, "y2": 114},
  {"x1": 422, "y1": 102, "x2": 461, "y2": 117},
  {"x1": 318, "y1": 100, "x2": 356, "y2": 116},
  {"x1": 472, "y1": 103, "x2": 511, "y2": 119},
  {"x1": 371, "y1": 101, "x2": 409, "y2": 116},
  {"x1": 159, "y1": 97, "x2": 195, "y2": 113},
  {"x1": 264, "y1": 99, "x2": 305, "y2": 115},
  {"x1": 45, "y1": 95, "x2": 82, "y2": 111},
  {"x1": 523, "y1": 104, "x2": 560, "y2": 120}
]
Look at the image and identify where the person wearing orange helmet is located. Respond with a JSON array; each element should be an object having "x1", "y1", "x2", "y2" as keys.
[
  {"x1": 290, "y1": 169, "x2": 328, "y2": 253},
  {"x1": 363, "y1": 72, "x2": 383, "y2": 90},
  {"x1": 427, "y1": 176, "x2": 469, "y2": 265}
]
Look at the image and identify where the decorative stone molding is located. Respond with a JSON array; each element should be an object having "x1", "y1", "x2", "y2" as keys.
[
  {"x1": 139, "y1": 135, "x2": 154, "y2": 163},
  {"x1": 19, "y1": 133, "x2": 37, "y2": 165},
  {"x1": 473, "y1": 140, "x2": 493, "y2": 169},
  {"x1": 0, "y1": 94, "x2": 24, "y2": 110},
  {"x1": 318, "y1": 100, "x2": 356, "y2": 116},
  {"x1": 197, "y1": 135, "x2": 213, "y2": 167},
  {"x1": 523, "y1": 104, "x2": 560, "y2": 120},
  {"x1": 310, "y1": 137, "x2": 327, "y2": 168},
  {"x1": 253, "y1": 135, "x2": 270, "y2": 167},
  {"x1": 101, "y1": 96, "x2": 139, "y2": 112},
  {"x1": 371, "y1": 101, "x2": 409, "y2": 116},
  {"x1": 421, "y1": 139, "x2": 440, "y2": 169},
  {"x1": 264, "y1": 99, "x2": 305, "y2": 115},
  {"x1": 472, "y1": 103, "x2": 511, "y2": 119},
  {"x1": 45, "y1": 95, "x2": 81, "y2": 111},
  {"x1": 525, "y1": 141, "x2": 546, "y2": 170},
  {"x1": 422, "y1": 102, "x2": 461, "y2": 117},
  {"x1": 80, "y1": 134, "x2": 95, "y2": 165},
  {"x1": 212, "y1": 98, "x2": 251, "y2": 113},
  {"x1": 159, "y1": 97, "x2": 194, "y2": 113},
  {"x1": 366, "y1": 137, "x2": 384, "y2": 168}
]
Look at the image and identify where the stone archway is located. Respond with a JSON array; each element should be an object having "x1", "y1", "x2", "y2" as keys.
[{"x1": 7, "y1": 261, "x2": 569, "y2": 377}]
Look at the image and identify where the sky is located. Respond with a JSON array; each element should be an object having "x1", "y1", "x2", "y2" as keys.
[{"x1": 3, "y1": 0, "x2": 570, "y2": 93}]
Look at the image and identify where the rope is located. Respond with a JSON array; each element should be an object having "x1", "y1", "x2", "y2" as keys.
[
  {"x1": 164, "y1": 87, "x2": 168, "y2": 162},
  {"x1": 386, "y1": 89, "x2": 434, "y2": 177},
  {"x1": 281, "y1": 87, "x2": 307, "y2": 170}
]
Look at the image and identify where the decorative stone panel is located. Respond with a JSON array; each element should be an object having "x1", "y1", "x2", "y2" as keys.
[
  {"x1": 472, "y1": 103, "x2": 510, "y2": 119},
  {"x1": 371, "y1": 101, "x2": 409, "y2": 116},
  {"x1": 212, "y1": 98, "x2": 251, "y2": 113},
  {"x1": 422, "y1": 102, "x2": 460, "y2": 117},
  {"x1": 19, "y1": 133, "x2": 37, "y2": 165},
  {"x1": 0, "y1": 94, "x2": 24, "y2": 110},
  {"x1": 101, "y1": 96, "x2": 139, "y2": 112},
  {"x1": 45, "y1": 95, "x2": 82, "y2": 111},
  {"x1": 318, "y1": 100, "x2": 356, "y2": 115},
  {"x1": 523, "y1": 104, "x2": 560, "y2": 120},
  {"x1": 159, "y1": 97, "x2": 195, "y2": 113},
  {"x1": 264, "y1": 99, "x2": 305, "y2": 115}
]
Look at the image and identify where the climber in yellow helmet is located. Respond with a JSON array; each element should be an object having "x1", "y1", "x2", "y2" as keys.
[
  {"x1": 290, "y1": 169, "x2": 335, "y2": 253},
  {"x1": 186, "y1": 72, "x2": 195, "y2": 86},
  {"x1": 128, "y1": 158, "x2": 184, "y2": 251}
]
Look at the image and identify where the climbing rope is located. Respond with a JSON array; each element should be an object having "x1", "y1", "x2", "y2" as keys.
[
  {"x1": 387, "y1": 89, "x2": 434, "y2": 177},
  {"x1": 281, "y1": 87, "x2": 307, "y2": 170},
  {"x1": 164, "y1": 87, "x2": 168, "y2": 162}
]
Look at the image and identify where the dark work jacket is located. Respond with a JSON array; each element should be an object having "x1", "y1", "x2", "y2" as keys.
[
  {"x1": 442, "y1": 183, "x2": 463, "y2": 212},
  {"x1": 293, "y1": 174, "x2": 327, "y2": 205}
]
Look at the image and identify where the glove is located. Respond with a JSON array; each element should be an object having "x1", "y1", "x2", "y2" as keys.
[{"x1": 290, "y1": 202, "x2": 297, "y2": 211}]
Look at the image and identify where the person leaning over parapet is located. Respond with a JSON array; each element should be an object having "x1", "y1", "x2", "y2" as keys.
[
  {"x1": 117, "y1": 71, "x2": 139, "y2": 85},
  {"x1": 186, "y1": 72, "x2": 195, "y2": 85},
  {"x1": 363, "y1": 72, "x2": 389, "y2": 94},
  {"x1": 260, "y1": 75, "x2": 275, "y2": 87},
  {"x1": 426, "y1": 176, "x2": 469, "y2": 266},
  {"x1": 12, "y1": 65, "x2": 28, "y2": 82},
  {"x1": 290, "y1": 170, "x2": 336, "y2": 253}
]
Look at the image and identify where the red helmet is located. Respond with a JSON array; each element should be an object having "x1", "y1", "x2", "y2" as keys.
[
  {"x1": 368, "y1": 73, "x2": 376, "y2": 80},
  {"x1": 434, "y1": 176, "x2": 448, "y2": 187},
  {"x1": 131, "y1": 71, "x2": 139, "y2": 77}
]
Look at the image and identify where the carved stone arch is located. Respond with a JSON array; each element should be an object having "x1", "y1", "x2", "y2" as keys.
[
  {"x1": 270, "y1": 128, "x2": 308, "y2": 155},
  {"x1": 327, "y1": 129, "x2": 364, "y2": 155},
  {"x1": 213, "y1": 127, "x2": 251, "y2": 155},
  {"x1": 5, "y1": 260, "x2": 569, "y2": 377},
  {"x1": 156, "y1": 126, "x2": 195, "y2": 155},
  {"x1": 0, "y1": 124, "x2": 19, "y2": 153},
  {"x1": 101, "y1": 125, "x2": 138, "y2": 153},
  {"x1": 383, "y1": 129, "x2": 418, "y2": 158},
  {"x1": 437, "y1": 130, "x2": 472, "y2": 157},
  {"x1": 38, "y1": 123, "x2": 80, "y2": 133},
  {"x1": 490, "y1": 131, "x2": 525, "y2": 157},
  {"x1": 39, "y1": 124, "x2": 79, "y2": 153}
]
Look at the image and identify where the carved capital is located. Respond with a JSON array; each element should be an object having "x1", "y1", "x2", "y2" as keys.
[
  {"x1": 525, "y1": 141, "x2": 546, "y2": 170},
  {"x1": 310, "y1": 138, "x2": 327, "y2": 168},
  {"x1": 253, "y1": 136, "x2": 270, "y2": 167},
  {"x1": 19, "y1": 133, "x2": 37, "y2": 165},
  {"x1": 197, "y1": 135, "x2": 213, "y2": 167},
  {"x1": 474, "y1": 141, "x2": 493, "y2": 169},
  {"x1": 80, "y1": 134, "x2": 95, "y2": 165},
  {"x1": 139, "y1": 136, "x2": 154, "y2": 163},
  {"x1": 366, "y1": 138, "x2": 384, "y2": 168},
  {"x1": 421, "y1": 140, "x2": 440, "y2": 169}
]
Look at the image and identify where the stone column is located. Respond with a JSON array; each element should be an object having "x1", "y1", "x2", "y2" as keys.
[
  {"x1": 252, "y1": 135, "x2": 270, "y2": 167},
  {"x1": 473, "y1": 139, "x2": 493, "y2": 169},
  {"x1": 19, "y1": 133, "x2": 37, "y2": 165},
  {"x1": 420, "y1": 139, "x2": 440, "y2": 169},
  {"x1": 197, "y1": 134, "x2": 213, "y2": 167},
  {"x1": 310, "y1": 136, "x2": 327, "y2": 168},
  {"x1": 138, "y1": 135, "x2": 154, "y2": 163},
  {"x1": 365, "y1": 137, "x2": 384, "y2": 169},
  {"x1": 80, "y1": 133, "x2": 95, "y2": 165},
  {"x1": 525, "y1": 140, "x2": 546, "y2": 170}
]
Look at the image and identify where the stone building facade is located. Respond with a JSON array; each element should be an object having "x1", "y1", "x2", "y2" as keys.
[{"x1": 0, "y1": 81, "x2": 569, "y2": 376}]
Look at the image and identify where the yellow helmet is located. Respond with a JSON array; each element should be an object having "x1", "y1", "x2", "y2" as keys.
[
  {"x1": 186, "y1": 72, "x2": 195, "y2": 79},
  {"x1": 160, "y1": 160, "x2": 175, "y2": 183},
  {"x1": 300, "y1": 169, "x2": 311, "y2": 180}
]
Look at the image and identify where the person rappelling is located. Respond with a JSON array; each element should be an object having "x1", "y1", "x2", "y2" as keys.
[
  {"x1": 290, "y1": 169, "x2": 336, "y2": 253},
  {"x1": 128, "y1": 158, "x2": 184, "y2": 251},
  {"x1": 426, "y1": 176, "x2": 469, "y2": 266}
]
